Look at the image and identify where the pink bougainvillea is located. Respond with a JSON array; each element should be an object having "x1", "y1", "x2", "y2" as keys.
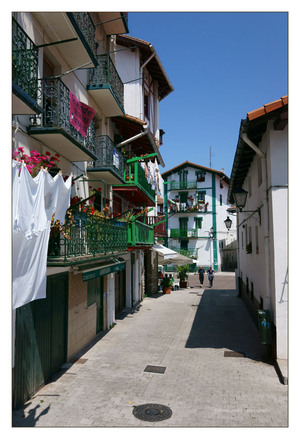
[{"x1": 12, "y1": 147, "x2": 60, "y2": 177}]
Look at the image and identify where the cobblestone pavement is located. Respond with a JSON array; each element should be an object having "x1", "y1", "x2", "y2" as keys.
[{"x1": 12, "y1": 272, "x2": 288, "y2": 428}]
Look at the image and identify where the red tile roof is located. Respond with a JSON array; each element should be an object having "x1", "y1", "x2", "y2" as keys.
[{"x1": 247, "y1": 95, "x2": 288, "y2": 121}]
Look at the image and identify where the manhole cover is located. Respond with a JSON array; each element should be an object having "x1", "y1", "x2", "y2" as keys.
[
  {"x1": 144, "y1": 365, "x2": 166, "y2": 374},
  {"x1": 224, "y1": 351, "x2": 245, "y2": 357},
  {"x1": 132, "y1": 403, "x2": 172, "y2": 422}
]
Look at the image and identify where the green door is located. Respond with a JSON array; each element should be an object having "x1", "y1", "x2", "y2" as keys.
[
  {"x1": 13, "y1": 273, "x2": 68, "y2": 409},
  {"x1": 96, "y1": 277, "x2": 104, "y2": 334}
]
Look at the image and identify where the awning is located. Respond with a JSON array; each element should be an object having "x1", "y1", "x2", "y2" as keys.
[{"x1": 152, "y1": 244, "x2": 194, "y2": 266}]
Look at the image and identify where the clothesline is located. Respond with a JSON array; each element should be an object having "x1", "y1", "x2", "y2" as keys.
[{"x1": 14, "y1": 158, "x2": 73, "y2": 177}]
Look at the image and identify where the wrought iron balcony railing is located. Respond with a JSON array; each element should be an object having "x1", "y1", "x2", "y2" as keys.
[
  {"x1": 67, "y1": 12, "x2": 97, "y2": 63},
  {"x1": 169, "y1": 180, "x2": 198, "y2": 190},
  {"x1": 128, "y1": 221, "x2": 154, "y2": 247},
  {"x1": 48, "y1": 213, "x2": 128, "y2": 262},
  {"x1": 87, "y1": 135, "x2": 125, "y2": 180},
  {"x1": 29, "y1": 78, "x2": 96, "y2": 156},
  {"x1": 88, "y1": 53, "x2": 124, "y2": 108},
  {"x1": 12, "y1": 17, "x2": 39, "y2": 107}
]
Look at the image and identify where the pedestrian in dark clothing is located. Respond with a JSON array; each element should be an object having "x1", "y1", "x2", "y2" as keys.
[
  {"x1": 207, "y1": 267, "x2": 214, "y2": 288},
  {"x1": 198, "y1": 266, "x2": 204, "y2": 287}
]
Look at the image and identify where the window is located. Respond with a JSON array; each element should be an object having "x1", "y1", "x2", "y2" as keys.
[
  {"x1": 246, "y1": 277, "x2": 249, "y2": 295},
  {"x1": 248, "y1": 175, "x2": 252, "y2": 197},
  {"x1": 179, "y1": 218, "x2": 188, "y2": 231},
  {"x1": 251, "y1": 282, "x2": 254, "y2": 302},
  {"x1": 220, "y1": 194, "x2": 223, "y2": 206},
  {"x1": 87, "y1": 277, "x2": 99, "y2": 306},
  {"x1": 194, "y1": 217, "x2": 203, "y2": 229},
  {"x1": 255, "y1": 225, "x2": 259, "y2": 254},
  {"x1": 198, "y1": 191, "x2": 206, "y2": 202},
  {"x1": 180, "y1": 192, "x2": 188, "y2": 203},
  {"x1": 196, "y1": 171, "x2": 206, "y2": 182},
  {"x1": 241, "y1": 231, "x2": 244, "y2": 248},
  {"x1": 257, "y1": 158, "x2": 262, "y2": 186},
  {"x1": 180, "y1": 239, "x2": 188, "y2": 250},
  {"x1": 144, "y1": 94, "x2": 149, "y2": 119}
]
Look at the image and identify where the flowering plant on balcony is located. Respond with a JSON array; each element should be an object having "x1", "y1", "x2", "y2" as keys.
[{"x1": 12, "y1": 146, "x2": 60, "y2": 177}]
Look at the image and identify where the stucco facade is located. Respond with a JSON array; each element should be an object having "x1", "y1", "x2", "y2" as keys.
[{"x1": 162, "y1": 162, "x2": 237, "y2": 270}]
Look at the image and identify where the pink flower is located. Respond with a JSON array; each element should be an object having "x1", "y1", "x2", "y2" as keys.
[
  {"x1": 17, "y1": 147, "x2": 24, "y2": 152},
  {"x1": 45, "y1": 151, "x2": 51, "y2": 156}
]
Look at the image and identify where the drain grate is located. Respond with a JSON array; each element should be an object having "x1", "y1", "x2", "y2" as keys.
[
  {"x1": 133, "y1": 403, "x2": 172, "y2": 422},
  {"x1": 144, "y1": 365, "x2": 166, "y2": 374},
  {"x1": 224, "y1": 351, "x2": 245, "y2": 358}
]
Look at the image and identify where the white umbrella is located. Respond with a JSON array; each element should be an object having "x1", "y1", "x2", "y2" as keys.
[{"x1": 152, "y1": 244, "x2": 194, "y2": 266}]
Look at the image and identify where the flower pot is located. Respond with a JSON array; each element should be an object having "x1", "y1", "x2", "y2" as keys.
[
  {"x1": 163, "y1": 287, "x2": 171, "y2": 294},
  {"x1": 179, "y1": 281, "x2": 188, "y2": 288}
]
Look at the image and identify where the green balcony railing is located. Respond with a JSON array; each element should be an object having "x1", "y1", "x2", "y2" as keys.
[
  {"x1": 48, "y1": 213, "x2": 128, "y2": 262},
  {"x1": 12, "y1": 17, "x2": 39, "y2": 105},
  {"x1": 170, "y1": 228, "x2": 199, "y2": 238},
  {"x1": 88, "y1": 53, "x2": 124, "y2": 109},
  {"x1": 169, "y1": 180, "x2": 197, "y2": 190},
  {"x1": 30, "y1": 78, "x2": 96, "y2": 156},
  {"x1": 67, "y1": 12, "x2": 97, "y2": 63},
  {"x1": 123, "y1": 161, "x2": 156, "y2": 204},
  {"x1": 87, "y1": 135, "x2": 125, "y2": 180},
  {"x1": 128, "y1": 221, "x2": 154, "y2": 247}
]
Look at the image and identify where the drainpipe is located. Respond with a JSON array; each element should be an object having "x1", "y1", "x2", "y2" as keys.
[
  {"x1": 241, "y1": 133, "x2": 271, "y2": 309},
  {"x1": 116, "y1": 124, "x2": 149, "y2": 148}
]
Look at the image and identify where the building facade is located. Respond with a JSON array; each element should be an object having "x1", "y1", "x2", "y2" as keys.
[
  {"x1": 12, "y1": 12, "x2": 173, "y2": 407},
  {"x1": 228, "y1": 96, "x2": 288, "y2": 378},
  {"x1": 162, "y1": 161, "x2": 237, "y2": 271}
]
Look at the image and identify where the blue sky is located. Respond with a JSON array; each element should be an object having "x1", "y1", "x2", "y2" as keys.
[{"x1": 127, "y1": 12, "x2": 288, "y2": 177}]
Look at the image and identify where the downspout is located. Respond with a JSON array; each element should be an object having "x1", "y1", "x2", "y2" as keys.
[
  {"x1": 116, "y1": 124, "x2": 149, "y2": 148},
  {"x1": 241, "y1": 133, "x2": 271, "y2": 309}
]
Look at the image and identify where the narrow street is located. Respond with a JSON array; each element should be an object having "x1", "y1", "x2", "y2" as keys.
[{"x1": 12, "y1": 273, "x2": 288, "y2": 427}]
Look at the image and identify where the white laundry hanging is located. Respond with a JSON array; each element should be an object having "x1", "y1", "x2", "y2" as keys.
[{"x1": 12, "y1": 161, "x2": 72, "y2": 309}]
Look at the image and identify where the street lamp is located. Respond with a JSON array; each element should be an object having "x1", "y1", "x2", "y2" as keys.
[
  {"x1": 224, "y1": 216, "x2": 232, "y2": 230},
  {"x1": 232, "y1": 187, "x2": 261, "y2": 224},
  {"x1": 232, "y1": 187, "x2": 248, "y2": 211}
]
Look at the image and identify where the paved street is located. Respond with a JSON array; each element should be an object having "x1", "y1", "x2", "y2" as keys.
[{"x1": 12, "y1": 272, "x2": 288, "y2": 428}]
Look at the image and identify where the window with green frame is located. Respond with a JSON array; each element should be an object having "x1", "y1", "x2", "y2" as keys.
[
  {"x1": 194, "y1": 217, "x2": 203, "y2": 229},
  {"x1": 220, "y1": 194, "x2": 223, "y2": 206},
  {"x1": 87, "y1": 277, "x2": 100, "y2": 307},
  {"x1": 197, "y1": 191, "x2": 206, "y2": 202},
  {"x1": 180, "y1": 192, "x2": 188, "y2": 203}
]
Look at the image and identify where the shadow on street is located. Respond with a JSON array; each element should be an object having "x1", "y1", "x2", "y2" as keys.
[{"x1": 185, "y1": 289, "x2": 270, "y2": 362}]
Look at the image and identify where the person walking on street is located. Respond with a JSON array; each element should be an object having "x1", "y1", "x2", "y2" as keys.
[
  {"x1": 198, "y1": 266, "x2": 204, "y2": 287},
  {"x1": 207, "y1": 266, "x2": 215, "y2": 288}
]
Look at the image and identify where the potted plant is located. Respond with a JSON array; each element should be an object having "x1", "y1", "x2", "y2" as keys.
[
  {"x1": 176, "y1": 265, "x2": 189, "y2": 288},
  {"x1": 161, "y1": 276, "x2": 173, "y2": 294}
]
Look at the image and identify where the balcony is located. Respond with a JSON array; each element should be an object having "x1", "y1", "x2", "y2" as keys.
[
  {"x1": 145, "y1": 216, "x2": 166, "y2": 237},
  {"x1": 87, "y1": 54, "x2": 125, "y2": 116},
  {"x1": 128, "y1": 221, "x2": 154, "y2": 248},
  {"x1": 28, "y1": 79, "x2": 98, "y2": 161},
  {"x1": 48, "y1": 213, "x2": 128, "y2": 264},
  {"x1": 97, "y1": 12, "x2": 129, "y2": 35},
  {"x1": 87, "y1": 135, "x2": 125, "y2": 184},
  {"x1": 12, "y1": 18, "x2": 43, "y2": 115},
  {"x1": 169, "y1": 180, "x2": 197, "y2": 190},
  {"x1": 170, "y1": 228, "x2": 200, "y2": 238},
  {"x1": 32, "y1": 12, "x2": 97, "y2": 70},
  {"x1": 113, "y1": 161, "x2": 156, "y2": 207}
]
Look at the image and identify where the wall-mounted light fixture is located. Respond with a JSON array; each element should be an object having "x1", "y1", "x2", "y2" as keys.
[{"x1": 232, "y1": 187, "x2": 261, "y2": 224}]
